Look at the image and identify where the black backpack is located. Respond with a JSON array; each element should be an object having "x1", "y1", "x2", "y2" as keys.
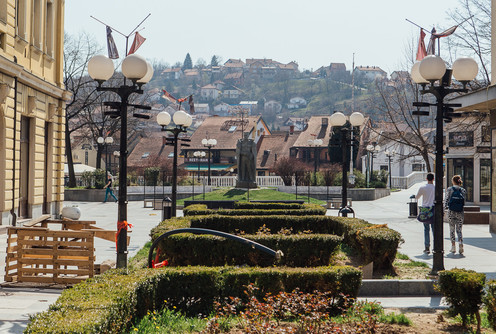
[{"x1": 448, "y1": 187, "x2": 465, "y2": 212}]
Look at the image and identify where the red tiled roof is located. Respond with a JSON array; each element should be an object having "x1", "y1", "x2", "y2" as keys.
[{"x1": 256, "y1": 132, "x2": 300, "y2": 169}]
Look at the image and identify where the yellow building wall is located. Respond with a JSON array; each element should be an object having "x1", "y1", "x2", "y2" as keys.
[{"x1": 0, "y1": 0, "x2": 67, "y2": 224}]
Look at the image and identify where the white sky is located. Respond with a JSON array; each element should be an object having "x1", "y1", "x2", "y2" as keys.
[{"x1": 64, "y1": 0, "x2": 458, "y2": 74}]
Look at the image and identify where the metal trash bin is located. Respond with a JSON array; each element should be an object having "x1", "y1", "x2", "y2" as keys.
[
  {"x1": 162, "y1": 197, "x2": 172, "y2": 221},
  {"x1": 408, "y1": 195, "x2": 418, "y2": 218}
]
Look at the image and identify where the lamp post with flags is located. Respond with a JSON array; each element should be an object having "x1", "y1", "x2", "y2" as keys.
[
  {"x1": 411, "y1": 55, "x2": 478, "y2": 275},
  {"x1": 88, "y1": 53, "x2": 153, "y2": 269}
]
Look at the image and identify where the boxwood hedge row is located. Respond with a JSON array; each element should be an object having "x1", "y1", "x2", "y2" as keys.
[
  {"x1": 25, "y1": 266, "x2": 362, "y2": 334},
  {"x1": 183, "y1": 203, "x2": 326, "y2": 216},
  {"x1": 151, "y1": 215, "x2": 402, "y2": 270},
  {"x1": 155, "y1": 233, "x2": 343, "y2": 267}
]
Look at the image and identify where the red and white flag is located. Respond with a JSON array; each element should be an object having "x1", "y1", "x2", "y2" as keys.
[
  {"x1": 416, "y1": 29, "x2": 427, "y2": 61},
  {"x1": 161, "y1": 89, "x2": 177, "y2": 103},
  {"x1": 128, "y1": 32, "x2": 146, "y2": 55}
]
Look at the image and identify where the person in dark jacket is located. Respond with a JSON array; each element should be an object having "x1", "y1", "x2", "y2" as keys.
[
  {"x1": 445, "y1": 175, "x2": 466, "y2": 254},
  {"x1": 103, "y1": 172, "x2": 118, "y2": 203}
]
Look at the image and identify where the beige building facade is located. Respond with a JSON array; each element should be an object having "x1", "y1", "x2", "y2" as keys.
[{"x1": 0, "y1": 0, "x2": 68, "y2": 225}]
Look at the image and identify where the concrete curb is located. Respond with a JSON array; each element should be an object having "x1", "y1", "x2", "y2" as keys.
[{"x1": 359, "y1": 279, "x2": 441, "y2": 297}]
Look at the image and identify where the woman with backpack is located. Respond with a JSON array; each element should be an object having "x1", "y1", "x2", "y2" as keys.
[{"x1": 445, "y1": 175, "x2": 466, "y2": 254}]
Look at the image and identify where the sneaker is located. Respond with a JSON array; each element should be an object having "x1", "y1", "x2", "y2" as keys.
[
  {"x1": 459, "y1": 244, "x2": 464, "y2": 255},
  {"x1": 423, "y1": 247, "x2": 430, "y2": 254},
  {"x1": 450, "y1": 245, "x2": 456, "y2": 253}
]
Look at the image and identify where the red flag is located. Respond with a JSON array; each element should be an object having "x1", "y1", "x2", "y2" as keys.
[
  {"x1": 416, "y1": 29, "x2": 427, "y2": 61},
  {"x1": 161, "y1": 89, "x2": 177, "y2": 103},
  {"x1": 128, "y1": 32, "x2": 146, "y2": 55},
  {"x1": 188, "y1": 95, "x2": 195, "y2": 114},
  {"x1": 426, "y1": 28, "x2": 437, "y2": 55},
  {"x1": 106, "y1": 26, "x2": 119, "y2": 59}
]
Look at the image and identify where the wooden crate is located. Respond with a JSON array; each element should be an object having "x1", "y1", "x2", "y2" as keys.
[{"x1": 4, "y1": 227, "x2": 95, "y2": 285}]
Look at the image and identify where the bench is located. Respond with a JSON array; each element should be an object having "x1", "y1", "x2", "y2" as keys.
[
  {"x1": 327, "y1": 198, "x2": 352, "y2": 209},
  {"x1": 144, "y1": 198, "x2": 165, "y2": 209}
]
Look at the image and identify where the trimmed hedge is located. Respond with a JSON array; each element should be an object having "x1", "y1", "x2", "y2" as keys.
[
  {"x1": 189, "y1": 215, "x2": 349, "y2": 234},
  {"x1": 183, "y1": 203, "x2": 326, "y2": 216},
  {"x1": 155, "y1": 233, "x2": 343, "y2": 267},
  {"x1": 152, "y1": 215, "x2": 402, "y2": 270},
  {"x1": 234, "y1": 202, "x2": 307, "y2": 210},
  {"x1": 485, "y1": 280, "x2": 496, "y2": 330},
  {"x1": 26, "y1": 266, "x2": 362, "y2": 333}
]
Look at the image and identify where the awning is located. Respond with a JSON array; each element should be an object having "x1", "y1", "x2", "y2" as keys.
[{"x1": 183, "y1": 163, "x2": 236, "y2": 172}]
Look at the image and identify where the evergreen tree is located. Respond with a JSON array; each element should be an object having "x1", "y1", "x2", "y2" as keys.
[
  {"x1": 182, "y1": 53, "x2": 193, "y2": 70},
  {"x1": 210, "y1": 55, "x2": 219, "y2": 67}
]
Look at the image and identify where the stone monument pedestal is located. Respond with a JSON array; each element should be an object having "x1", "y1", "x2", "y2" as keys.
[{"x1": 236, "y1": 180, "x2": 258, "y2": 189}]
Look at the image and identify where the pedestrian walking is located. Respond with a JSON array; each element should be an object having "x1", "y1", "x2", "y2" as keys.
[
  {"x1": 445, "y1": 175, "x2": 466, "y2": 254},
  {"x1": 415, "y1": 173, "x2": 435, "y2": 254},
  {"x1": 103, "y1": 172, "x2": 118, "y2": 203}
]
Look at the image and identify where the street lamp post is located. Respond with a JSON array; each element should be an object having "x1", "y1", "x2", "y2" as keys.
[
  {"x1": 366, "y1": 143, "x2": 380, "y2": 187},
  {"x1": 329, "y1": 111, "x2": 365, "y2": 217},
  {"x1": 193, "y1": 151, "x2": 206, "y2": 200},
  {"x1": 156, "y1": 110, "x2": 193, "y2": 217},
  {"x1": 98, "y1": 136, "x2": 114, "y2": 172},
  {"x1": 411, "y1": 54, "x2": 478, "y2": 275},
  {"x1": 307, "y1": 139, "x2": 323, "y2": 186},
  {"x1": 88, "y1": 53, "x2": 153, "y2": 269},
  {"x1": 385, "y1": 149, "x2": 395, "y2": 189},
  {"x1": 113, "y1": 150, "x2": 120, "y2": 176},
  {"x1": 202, "y1": 138, "x2": 217, "y2": 186}
]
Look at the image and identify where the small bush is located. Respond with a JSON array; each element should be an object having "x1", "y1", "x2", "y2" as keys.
[
  {"x1": 484, "y1": 280, "x2": 496, "y2": 330},
  {"x1": 234, "y1": 202, "x2": 306, "y2": 210},
  {"x1": 144, "y1": 167, "x2": 161, "y2": 186},
  {"x1": 356, "y1": 226, "x2": 402, "y2": 270},
  {"x1": 437, "y1": 268, "x2": 486, "y2": 331}
]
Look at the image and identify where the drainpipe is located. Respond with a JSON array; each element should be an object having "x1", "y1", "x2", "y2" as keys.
[{"x1": 10, "y1": 56, "x2": 18, "y2": 226}]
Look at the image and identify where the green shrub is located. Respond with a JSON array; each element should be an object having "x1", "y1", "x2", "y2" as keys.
[
  {"x1": 26, "y1": 266, "x2": 362, "y2": 333},
  {"x1": 436, "y1": 268, "x2": 486, "y2": 330},
  {"x1": 94, "y1": 169, "x2": 107, "y2": 189},
  {"x1": 234, "y1": 202, "x2": 306, "y2": 210},
  {"x1": 183, "y1": 203, "x2": 326, "y2": 217},
  {"x1": 484, "y1": 280, "x2": 496, "y2": 330},
  {"x1": 81, "y1": 171, "x2": 94, "y2": 189},
  {"x1": 155, "y1": 234, "x2": 342, "y2": 267}
]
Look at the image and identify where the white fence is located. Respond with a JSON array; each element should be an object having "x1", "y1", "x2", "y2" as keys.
[
  {"x1": 391, "y1": 171, "x2": 427, "y2": 189},
  {"x1": 207, "y1": 176, "x2": 285, "y2": 187}
]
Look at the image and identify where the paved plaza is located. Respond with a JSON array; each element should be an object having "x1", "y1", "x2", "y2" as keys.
[{"x1": 1, "y1": 184, "x2": 495, "y2": 333}]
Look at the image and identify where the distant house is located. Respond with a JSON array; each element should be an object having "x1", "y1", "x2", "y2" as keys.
[
  {"x1": 264, "y1": 100, "x2": 282, "y2": 114},
  {"x1": 213, "y1": 102, "x2": 230, "y2": 114},
  {"x1": 194, "y1": 103, "x2": 210, "y2": 114},
  {"x1": 256, "y1": 130, "x2": 301, "y2": 176},
  {"x1": 354, "y1": 66, "x2": 387, "y2": 82},
  {"x1": 200, "y1": 84, "x2": 220, "y2": 100},
  {"x1": 223, "y1": 59, "x2": 245, "y2": 73},
  {"x1": 213, "y1": 80, "x2": 225, "y2": 90},
  {"x1": 183, "y1": 69, "x2": 201, "y2": 82},
  {"x1": 223, "y1": 86, "x2": 242, "y2": 100},
  {"x1": 283, "y1": 117, "x2": 307, "y2": 131},
  {"x1": 287, "y1": 97, "x2": 307, "y2": 109},
  {"x1": 127, "y1": 132, "x2": 183, "y2": 172},
  {"x1": 161, "y1": 68, "x2": 183, "y2": 80},
  {"x1": 223, "y1": 71, "x2": 244, "y2": 85}
]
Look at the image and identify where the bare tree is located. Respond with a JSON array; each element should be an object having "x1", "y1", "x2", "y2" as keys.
[
  {"x1": 447, "y1": 0, "x2": 491, "y2": 85},
  {"x1": 64, "y1": 32, "x2": 102, "y2": 187},
  {"x1": 271, "y1": 157, "x2": 309, "y2": 186}
]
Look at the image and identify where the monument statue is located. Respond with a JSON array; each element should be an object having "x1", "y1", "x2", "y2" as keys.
[{"x1": 236, "y1": 132, "x2": 257, "y2": 188}]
